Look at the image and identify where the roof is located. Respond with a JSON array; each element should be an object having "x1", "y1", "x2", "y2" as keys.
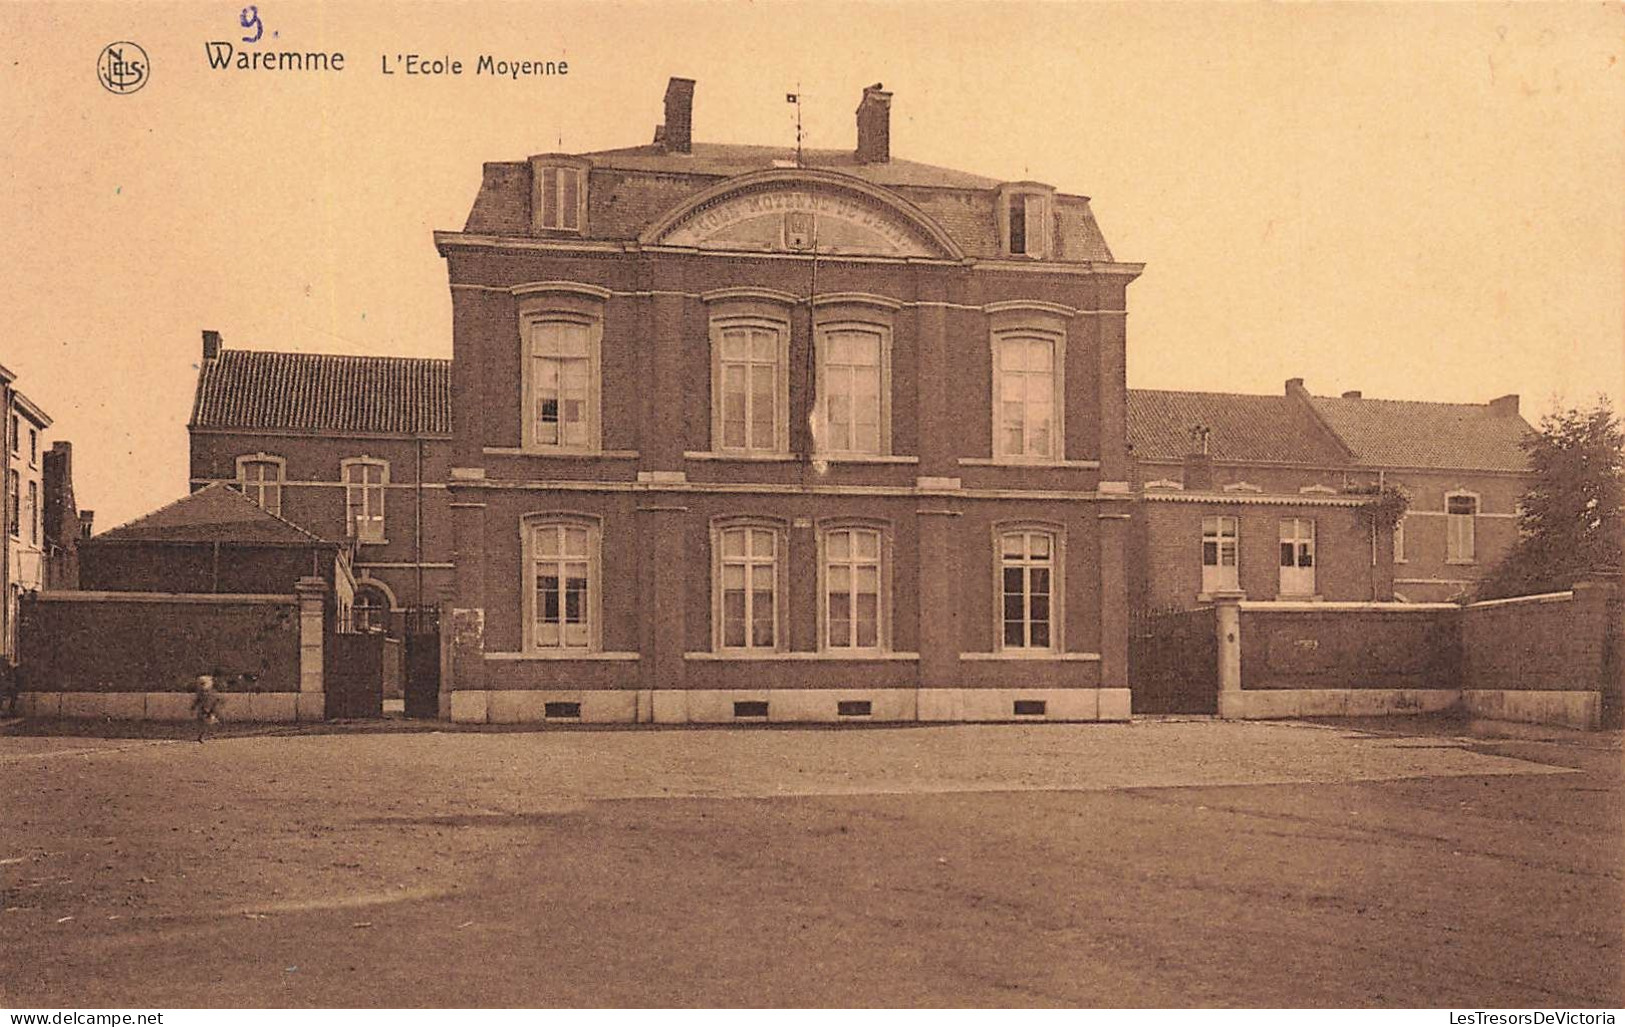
[
  {"x1": 191, "y1": 349, "x2": 451, "y2": 436},
  {"x1": 580, "y1": 142, "x2": 1006, "y2": 190},
  {"x1": 1308, "y1": 395, "x2": 1533, "y2": 472},
  {"x1": 12, "y1": 391, "x2": 51, "y2": 428},
  {"x1": 1128, "y1": 390, "x2": 1351, "y2": 465},
  {"x1": 90, "y1": 482, "x2": 336, "y2": 546},
  {"x1": 1128, "y1": 388, "x2": 1533, "y2": 473}
]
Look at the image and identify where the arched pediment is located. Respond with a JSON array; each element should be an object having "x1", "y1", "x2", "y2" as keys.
[{"x1": 639, "y1": 169, "x2": 964, "y2": 260}]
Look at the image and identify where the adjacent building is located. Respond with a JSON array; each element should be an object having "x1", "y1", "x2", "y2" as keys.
[
  {"x1": 188, "y1": 332, "x2": 452, "y2": 635},
  {"x1": 1127, "y1": 379, "x2": 1532, "y2": 610},
  {"x1": 3, "y1": 370, "x2": 84, "y2": 660}
]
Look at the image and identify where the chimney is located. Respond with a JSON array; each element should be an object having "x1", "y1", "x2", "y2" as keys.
[
  {"x1": 1341, "y1": 390, "x2": 1362, "y2": 400},
  {"x1": 202, "y1": 330, "x2": 222, "y2": 361},
  {"x1": 1285, "y1": 377, "x2": 1307, "y2": 397},
  {"x1": 856, "y1": 83, "x2": 892, "y2": 164},
  {"x1": 78, "y1": 510, "x2": 94, "y2": 540},
  {"x1": 1183, "y1": 453, "x2": 1215, "y2": 492},
  {"x1": 1488, "y1": 394, "x2": 1520, "y2": 417},
  {"x1": 661, "y1": 77, "x2": 695, "y2": 154}
]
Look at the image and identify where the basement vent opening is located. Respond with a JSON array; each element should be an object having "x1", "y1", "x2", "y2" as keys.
[
  {"x1": 1013, "y1": 699, "x2": 1047, "y2": 716},
  {"x1": 837, "y1": 700, "x2": 873, "y2": 717},
  {"x1": 544, "y1": 702, "x2": 582, "y2": 719},
  {"x1": 733, "y1": 700, "x2": 770, "y2": 718}
]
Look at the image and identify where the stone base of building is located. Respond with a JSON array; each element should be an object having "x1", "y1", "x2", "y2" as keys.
[
  {"x1": 16, "y1": 691, "x2": 326, "y2": 722},
  {"x1": 1217, "y1": 688, "x2": 1461, "y2": 720},
  {"x1": 1461, "y1": 689, "x2": 1600, "y2": 731},
  {"x1": 449, "y1": 687, "x2": 1134, "y2": 725}
]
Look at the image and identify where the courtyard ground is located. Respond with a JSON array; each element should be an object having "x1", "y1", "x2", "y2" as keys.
[{"x1": 1, "y1": 717, "x2": 1619, "y2": 1008}]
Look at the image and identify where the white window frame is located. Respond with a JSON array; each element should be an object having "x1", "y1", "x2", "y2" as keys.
[
  {"x1": 1446, "y1": 490, "x2": 1479, "y2": 564},
  {"x1": 1393, "y1": 515, "x2": 1407, "y2": 564},
  {"x1": 235, "y1": 454, "x2": 285, "y2": 516},
  {"x1": 25, "y1": 479, "x2": 37, "y2": 546},
  {"x1": 814, "y1": 317, "x2": 892, "y2": 458},
  {"x1": 994, "y1": 523, "x2": 1064, "y2": 653},
  {"x1": 990, "y1": 323, "x2": 1066, "y2": 463},
  {"x1": 711, "y1": 518, "x2": 786, "y2": 653},
  {"x1": 532, "y1": 159, "x2": 588, "y2": 233},
  {"x1": 28, "y1": 428, "x2": 37, "y2": 468},
  {"x1": 817, "y1": 520, "x2": 890, "y2": 653},
  {"x1": 342, "y1": 457, "x2": 389, "y2": 543},
  {"x1": 521, "y1": 515, "x2": 602, "y2": 652},
  {"x1": 1279, "y1": 517, "x2": 1317, "y2": 596},
  {"x1": 710, "y1": 306, "x2": 791, "y2": 456},
  {"x1": 1201, "y1": 515, "x2": 1239, "y2": 594},
  {"x1": 521, "y1": 294, "x2": 604, "y2": 454}
]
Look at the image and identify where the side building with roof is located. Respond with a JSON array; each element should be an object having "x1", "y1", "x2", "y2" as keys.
[
  {"x1": 187, "y1": 331, "x2": 452, "y2": 635},
  {"x1": 1127, "y1": 378, "x2": 1533, "y2": 609}
]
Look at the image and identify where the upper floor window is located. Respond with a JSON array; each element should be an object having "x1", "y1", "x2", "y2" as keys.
[
  {"x1": 715, "y1": 522, "x2": 781, "y2": 651},
  {"x1": 527, "y1": 518, "x2": 599, "y2": 651},
  {"x1": 816, "y1": 322, "x2": 890, "y2": 457},
  {"x1": 343, "y1": 459, "x2": 388, "y2": 543},
  {"x1": 521, "y1": 310, "x2": 603, "y2": 452},
  {"x1": 998, "y1": 183, "x2": 1055, "y2": 259},
  {"x1": 999, "y1": 527, "x2": 1059, "y2": 651},
  {"x1": 6, "y1": 470, "x2": 17, "y2": 538},
  {"x1": 26, "y1": 480, "x2": 37, "y2": 546},
  {"x1": 533, "y1": 160, "x2": 588, "y2": 233},
  {"x1": 8, "y1": 415, "x2": 16, "y2": 454},
  {"x1": 1446, "y1": 493, "x2": 1478, "y2": 564},
  {"x1": 823, "y1": 525, "x2": 885, "y2": 651},
  {"x1": 994, "y1": 330, "x2": 1061, "y2": 461},
  {"x1": 236, "y1": 455, "x2": 284, "y2": 516},
  {"x1": 1201, "y1": 515, "x2": 1239, "y2": 593},
  {"x1": 28, "y1": 429, "x2": 37, "y2": 467},
  {"x1": 715, "y1": 320, "x2": 786, "y2": 454}
]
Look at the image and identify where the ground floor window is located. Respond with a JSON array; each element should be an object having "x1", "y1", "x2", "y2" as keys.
[
  {"x1": 531, "y1": 521, "x2": 595, "y2": 650},
  {"x1": 1279, "y1": 518, "x2": 1316, "y2": 595},
  {"x1": 718, "y1": 524, "x2": 779, "y2": 650},
  {"x1": 824, "y1": 526, "x2": 883, "y2": 650},
  {"x1": 1000, "y1": 528, "x2": 1057, "y2": 650}
]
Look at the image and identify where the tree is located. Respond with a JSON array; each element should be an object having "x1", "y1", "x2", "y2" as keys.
[{"x1": 1477, "y1": 398, "x2": 1623, "y2": 600}]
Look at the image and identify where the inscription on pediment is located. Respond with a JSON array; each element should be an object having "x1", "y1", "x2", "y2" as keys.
[{"x1": 658, "y1": 185, "x2": 946, "y2": 258}]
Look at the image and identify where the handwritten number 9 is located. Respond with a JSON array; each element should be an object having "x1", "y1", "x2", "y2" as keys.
[{"x1": 240, "y1": 5, "x2": 263, "y2": 44}]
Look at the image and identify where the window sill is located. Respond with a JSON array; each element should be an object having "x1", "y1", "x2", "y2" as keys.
[
  {"x1": 684, "y1": 651, "x2": 920, "y2": 662},
  {"x1": 958, "y1": 458, "x2": 1101, "y2": 469},
  {"x1": 960, "y1": 651, "x2": 1101, "y2": 662},
  {"x1": 483, "y1": 447, "x2": 640, "y2": 460},
  {"x1": 352, "y1": 538, "x2": 390, "y2": 547},
  {"x1": 1272, "y1": 593, "x2": 1324, "y2": 602},
  {"x1": 1445, "y1": 560, "x2": 1478, "y2": 566},
  {"x1": 820, "y1": 454, "x2": 919, "y2": 465},
  {"x1": 485, "y1": 650, "x2": 640, "y2": 661},
  {"x1": 1195, "y1": 591, "x2": 1245, "y2": 604},
  {"x1": 685, "y1": 451, "x2": 798, "y2": 463}
]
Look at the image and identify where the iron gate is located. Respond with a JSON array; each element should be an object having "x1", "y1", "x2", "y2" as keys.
[
  {"x1": 402, "y1": 605, "x2": 441, "y2": 719},
  {"x1": 1129, "y1": 605, "x2": 1219, "y2": 714}
]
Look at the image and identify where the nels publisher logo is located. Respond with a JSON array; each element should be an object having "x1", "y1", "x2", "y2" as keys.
[{"x1": 97, "y1": 41, "x2": 149, "y2": 94}]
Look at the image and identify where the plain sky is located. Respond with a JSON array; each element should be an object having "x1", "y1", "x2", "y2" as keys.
[{"x1": 2, "y1": 1, "x2": 1622, "y2": 530}]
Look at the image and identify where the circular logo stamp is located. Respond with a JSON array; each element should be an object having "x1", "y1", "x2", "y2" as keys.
[{"x1": 97, "y1": 41, "x2": 149, "y2": 95}]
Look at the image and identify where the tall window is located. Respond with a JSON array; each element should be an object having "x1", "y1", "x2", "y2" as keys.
[
  {"x1": 825, "y1": 527, "x2": 882, "y2": 650},
  {"x1": 6, "y1": 470, "x2": 17, "y2": 537},
  {"x1": 718, "y1": 525, "x2": 778, "y2": 650},
  {"x1": 818, "y1": 325, "x2": 885, "y2": 456},
  {"x1": 531, "y1": 522, "x2": 594, "y2": 650},
  {"x1": 236, "y1": 457, "x2": 283, "y2": 515},
  {"x1": 717, "y1": 323, "x2": 781, "y2": 453},
  {"x1": 1279, "y1": 518, "x2": 1316, "y2": 596},
  {"x1": 529, "y1": 319, "x2": 595, "y2": 450},
  {"x1": 1394, "y1": 516, "x2": 1407, "y2": 563},
  {"x1": 344, "y1": 460, "x2": 387, "y2": 542},
  {"x1": 26, "y1": 481, "x2": 37, "y2": 545},
  {"x1": 1000, "y1": 529, "x2": 1056, "y2": 650},
  {"x1": 996, "y1": 332, "x2": 1058, "y2": 460},
  {"x1": 8, "y1": 415, "x2": 16, "y2": 454},
  {"x1": 1446, "y1": 494, "x2": 1478, "y2": 563},
  {"x1": 538, "y1": 166, "x2": 583, "y2": 231},
  {"x1": 1201, "y1": 516, "x2": 1239, "y2": 593},
  {"x1": 28, "y1": 429, "x2": 37, "y2": 466},
  {"x1": 999, "y1": 185, "x2": 1053, "y2": 258}
]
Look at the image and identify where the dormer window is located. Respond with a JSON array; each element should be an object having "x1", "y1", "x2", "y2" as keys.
[
  {"x1": 531, "y1": 156, "x2": 590, "y2": 234},
  {"x1": 998, "y1": 183, "x2": 1055, "y2": 259}
]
